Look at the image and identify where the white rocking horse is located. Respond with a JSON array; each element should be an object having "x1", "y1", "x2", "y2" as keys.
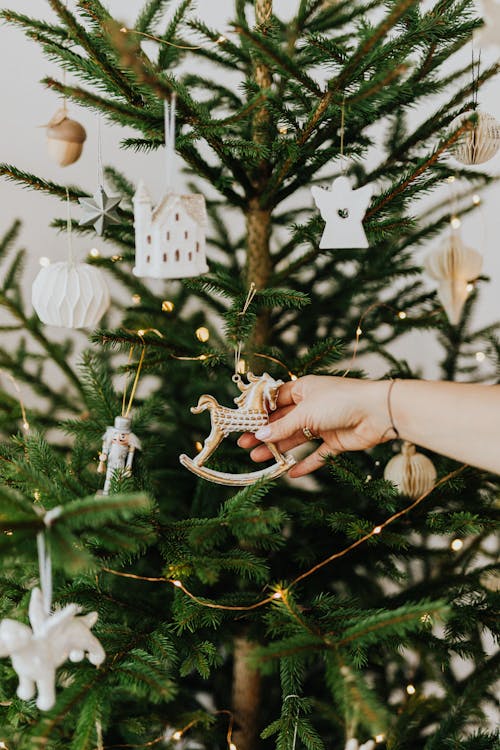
[{"x1": 179, "y1": 372, "x2": 296, "y2": 486}]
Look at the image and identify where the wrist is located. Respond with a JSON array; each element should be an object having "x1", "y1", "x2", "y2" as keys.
[{"x1": 357, "y1": 379, "x2": 400, "y2": 443}]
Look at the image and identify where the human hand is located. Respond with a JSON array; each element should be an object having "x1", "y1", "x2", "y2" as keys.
[{"x1": 237, "y1": 375, "x2": 393, "y2": 478}]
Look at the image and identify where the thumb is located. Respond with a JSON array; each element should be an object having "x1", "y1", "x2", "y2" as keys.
[{"x1": 254, "y1": 407, "x2": 303, "y2": 443}]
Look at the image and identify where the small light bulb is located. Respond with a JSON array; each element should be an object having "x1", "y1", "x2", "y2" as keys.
[
  {"x1": 162, "y1": 300, "x2": 174, "y2": 312},
  {"x1": 0, "y1": 740, "x2": 8, "y2": 749},
  {"x1": 447, "y1": 175, "x2": 455, "y2": 184},
  {"x1": 356, "y1": 327, "x2": 362, "y2": 336},
  {"x1": 272, "y1": 591, "x2": 282, "y2": 600},
  {"x1": 111, "y1": 254, "x2": 122, "y2": 262},
  {"x1": 172, "y1": 731, "x2": 183, "y2": 741},
  {"x1": 475, "y1": 351, "x2": 485, "y2": 362},
  {"x1": 217, "y1": 34, "x2": 227, "y2": 43},
  {"x1": 373, "y1": 525, "x2": 382, "y2": 535},
  {"x1": 365, "y1": 474, "x2": 372, "y2": 482},
  {"x1": 195, "y1": 326, "x2": 210, "y2": 343},
  {"x1": 450, "y1": 216, "x2": 461, "y2": 229},
  {"x1": 39, "y1": 256, "x2": 50, "y2": 267},
  {"x1": 89, "y1": 248, "x2": 100, "y2": 258},
  {"x1": 229, "y1": 743, "x2": 237, "y2": 750},
  {"x1": 420, "y1": 613, "x2": 432, "y2": 624},
  {"x1": 375, "y1": 734, "x2": 385, "y2": 744},
  {"x1": 375, "y1": 460, "x2": 380, "y2": 467},
  {"x1": 131, "y1": 294, "x2": 141, "y2": 305},
  {"x1": 137, "y1": 329, "x2": 145, "y2": 337},
  {"x1": 4, "y1": 531, "x2": 13, "y2": 537},
  {"x1": 278, "y1": 125, "x2": 288, "y2": 134},
  {"x1": 406, "y1": 683, "x2": 416, "y2": 695},
  {"x1": 466, "y1": 282, "x2": 474, "y2": 293},
  {"x1": 472, "y1": 194, "x2": 481, "y2": 205},
  {"x1": 397, "y1": 311, "x2": 407, "y2": 320},
  {"x1": 120, "y1": 26, "x2": 128, "y2": 34},
  {"x1": 451, "y1": 538, "x2": 463, "y2": 551},
  {"x1": 172, "y1": 580, "x2": 182, "y2": 588},
  {"x1": 290, "y1": 374, "x2": 298, "y2": 381},
  {"x1": 34, "y1": 490, "x2": 41, "y2": 501},
  {"x1": 22, "y1": 421, "x2": 30, "y2": 431},
  {"x1": 195, "y1": 441, "x2": 203, "y2": 452}
]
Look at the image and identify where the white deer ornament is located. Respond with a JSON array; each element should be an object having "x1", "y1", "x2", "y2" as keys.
[{"x1": 0, "y1": 587, "x2": 105, "y2": 710}]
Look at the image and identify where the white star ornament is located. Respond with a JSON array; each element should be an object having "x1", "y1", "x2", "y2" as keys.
[{"x1": 311, "y1": 176, "x2": 372, "y2": 249}]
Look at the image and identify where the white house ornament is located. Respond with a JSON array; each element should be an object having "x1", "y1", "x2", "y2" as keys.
[
  {"x1": 46, "y1": 108, "x2": 87, "y2": 167},
  {"x1": 79, "y1": 185, "x2": 121, "y2": 236},
  {"x1": 0, "y1": 587, "x2": 105, "y2": 711},
  {"x1": 32, "y1": 260, "x2": 110, "y2": 329},
  {"x1": 311, "y1": 176, "x2": 372, "y2": 249},
  {"x1": 449, "y1": 110, "x2": 500, "y2": 165},
  {"x1": 133, "y1": 181, "x2": 209, "y2": 279},
  {"x1": 384, "y1": 441, "x2": 437, "y2": 500},
  {"x1": 425, "y1": 232, "x2": 483, "y2": 325},
  {"x1": 180, "y1": 372, "x2": 296, "y2": 486},
  {"x1": 98, "y1": 415, "x2": 141, "y2": 495}
]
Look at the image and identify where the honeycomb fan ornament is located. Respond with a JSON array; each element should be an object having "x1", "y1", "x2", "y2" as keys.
[
  {"x1": 425, "y1": 232, "x2": 483, "y2": 325},
  {"x1": 384, "y1": 441, "x2": 437, "y2": 499},
  {"x1": 450, "y1": 110, "x2": 500, "y2": 165},
  {"x1": 32, "y1": 261, "x2": 110, "y2": 329}
]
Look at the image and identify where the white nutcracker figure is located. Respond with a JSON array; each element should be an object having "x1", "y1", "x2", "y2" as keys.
[{"x1": 98, "y1": 416, "x2": 141, "y2": 495}]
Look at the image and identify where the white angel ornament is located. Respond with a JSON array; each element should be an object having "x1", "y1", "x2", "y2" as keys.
[
  {"x1": 98, "y1": 415, "x2": 141, "y2": 495},
  {"x1": 0, "y1": 587, "x2": 105, "y2": 710},
  {"x1": 311, "y1": 176, "x2": 372, "y2": 249}
]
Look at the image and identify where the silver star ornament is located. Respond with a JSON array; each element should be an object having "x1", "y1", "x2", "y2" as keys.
[{"x1": 79, "y1": 185, "x2": 121, "y2": 236}]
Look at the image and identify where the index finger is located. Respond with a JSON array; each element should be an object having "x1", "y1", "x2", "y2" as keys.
[{"x1": 277, "y1": 379, "x2": 297, "y2": 408}]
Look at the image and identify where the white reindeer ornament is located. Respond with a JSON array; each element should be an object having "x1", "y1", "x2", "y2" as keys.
[{"x1": 0, "y1": 587, "x2": 105, "y2": 710}]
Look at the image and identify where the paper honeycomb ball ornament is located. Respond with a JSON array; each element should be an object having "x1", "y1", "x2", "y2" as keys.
[
  {"x1": 32, "y1": 261, "x2": 110, "y2": 329},
  {"x1": 450, "y1": 110, "x2": 500, "y2": 165},
  {"x1": 46, "y1": 108, "x2": 87, "y2": 167},
  {"x1": 133, "y1": 181, "x2": 209, "y2": 280},
  {"x1": 384, "y1": 441, "x2": 437, "y2": 499},
  {"x1": 425, "y1": 232, "x2": 483, "y2": 325}
]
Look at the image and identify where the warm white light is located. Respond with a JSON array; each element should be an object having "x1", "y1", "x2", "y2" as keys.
[
  {"x1": 89, "y1": 248, "x2": 100, "y2": 258},
  {"x1": 450, "y1": 216, "x2": 461, "y2": 229},
  {"x1": 4, "y1": 531, "x2": 13, "y2": 537},
  {"x1": 472, "y1": 194, "x2": 481, "y2": 205},
  {"x1": 195, "y1": 326, "x2": 210, "y2": 343},
  {"x1": 365, "y1": 474, "x2": 372, "y2": 482},
  {"x1": 373, "y1": 526, "x2": 382, "y2": 535},
  {"x1": 22, "y1": 421, "x2": 30, "y2": 431},
  {"x1": 278, "y1": 125, "x2": 288, "y2": 134},
  {"x1": 229, "y1": 744, "x2": 237, "y2": 750},
  {"x1": 475, "y1": 351, "x2": 486, "y2": 362},
  {"x1": 356, "y1": 327, "x2": 362, "y2": 336},
  {"x1": 111, "y1": 254, "x2": 122, "y2": 262},
  {"x1": 375, "y1": 734, "x2": 385, "y2": 744},
  {"x1": 131, "y1": 294, "x2": 141, "y2": 305},
  {"x1": 466, "y1": 282, "x2": 474, "y2": 293},
  {"x1": 420, "y1": 613, "x2": 432, "y2": 624},
  {"x1": 375, "y1": 460, "x2": 380, "y2": 467},
  {"x1": 39, "y1": 256, "x2": 51, "y2": 267},
  {"x1": 406, "y1": 683, "x2": 416, "y2": 695},
  {"x1": 162, "y1": 300, "x2": 174, "y2": 312},
  {"x1": 217, "y1": 34, "x2": 227, "y2": 43},
  {"x1": 195, "y1": 441, "x2": 203, "y2": 452},
  {"x1": 397, "y1": 311, "x2": 407, "y2": 320},
  {"x1": 172, "y1": 731, "x2": 183, "y2": 741},
  {"x1": 172, "y1": 580, "x2": 182, "y2": 588},
  {"x1": 120, "y1": 26, "x2": 128, "y2": 33},
  {"x1": 451, "y1": 538, "x2": 463, "y2": 551},
  {"x1": 272, "y1": 592, "x2": 282, "y2": 600},
  {"x1": 137, "y1": 329, "x2": 145, "y2": 337},
  {"x1": 290, "y1": 374, "x2": 298, "y2": 381},
  {"x1": 447, "y1": 175, "x2": 455, "y2": 183}
]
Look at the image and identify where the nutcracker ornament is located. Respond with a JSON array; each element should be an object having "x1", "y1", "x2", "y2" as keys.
[
  {"x1": 180, "y1": 372, "x2": 296, "y2": 486},
  {"x1": 98, "y1": 416, "x2": 141, "y2": 495}
]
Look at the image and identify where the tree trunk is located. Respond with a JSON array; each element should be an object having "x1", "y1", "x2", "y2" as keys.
[{"x1": 232, "y1": 636, "x2": 262, "y2": 750}]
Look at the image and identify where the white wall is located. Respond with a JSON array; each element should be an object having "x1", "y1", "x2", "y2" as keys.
[{"x1": 0, "y1": 0, "x2": 499, "y2": 375}]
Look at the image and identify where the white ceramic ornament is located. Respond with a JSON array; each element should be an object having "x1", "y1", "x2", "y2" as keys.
[
  {"x1": 345, "y1": 740, "x2": 376, "y2": 750},
  {"x1": 98, "y1": 415, "x2": 141, "y2": 495},
  {"x1": 0, "y1": 587, "x2": 105, "y2": 711},
  {"x1": 478, "y1": 0, "x2": 500, "y2": 47},
  {"x1": 79, "y1": 185, "x2": 121, "y2": 236},
  {"x1": 384, "y1": 441, "x2": 437, "y2": 499},
  {"x1": 425, "y1": 232, "x2": 483, "y2": 325},
  {"x1": 133, "y1": 96, "x2": 209, "y2": 280},
  {"x1": 450, "y1": 110, "x2": 500, "y2": 165},
  {"x1": 32, "y1": 261, "x2": 110, "y2": 329},
  {"x1": 311, "y1": 176, "x2": 372, "y2": 249},
  {"x1": 46, "y1": 108, "x2": 87, "y2": 167}
]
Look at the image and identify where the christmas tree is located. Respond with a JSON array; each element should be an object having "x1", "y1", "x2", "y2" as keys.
[{"x1": 0, "y1": 1, "x2": 498, "y2": 749}]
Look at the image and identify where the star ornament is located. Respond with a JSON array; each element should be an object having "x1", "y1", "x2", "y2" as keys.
[
  {"x1": 79, "y1": 185, "x2": 121, "y2": 236},
  {"x1": 311, "y1": 176, "x2": 372, "y2": 249}
]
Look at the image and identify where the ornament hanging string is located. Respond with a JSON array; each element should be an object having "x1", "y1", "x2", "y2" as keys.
[
  {"x1": 164, "y1": 95, "x2": 176, "y2": 192},
  {"x1": 119, "y1": 25, "x2": 229, "y2": 50},
  {"x1": 234, "y1": 282, "x2": 257, "y2": 380},
  {"x1": 97, "y1": 114, "x2": 104, "y2": 186},
  {"x1": 0, "y1": 369, "x2": 30, "y2": 432},
  {"x1": 283, "y1": 694, "x2": 301, "y2": 750},
  {"x1": 66, "y1": 187, "x2": 74, "y2": 266},
  {"x1": 340, "y1": 96, "x2": 346, "y2": 174},
  {"x1": 36, "y1": 533, "x2": 52, "y2": 616},
  {"x1": 121, "y1": 346, "x2": 147, "y2": 419}
]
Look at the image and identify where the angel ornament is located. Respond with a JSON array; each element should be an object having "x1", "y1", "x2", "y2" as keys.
[
  {"x1": 180, "y1": 372, "x2": 296, "y2": 486},
  {"x1": 0, "y1": 587, "x2": 105, "y2": 710},
  {"x1": 311, "y1": 175, "x2": 372, "y2": 249},
  {"x1": 98, "y1": 415, "x2": 141, "y2": 495}
]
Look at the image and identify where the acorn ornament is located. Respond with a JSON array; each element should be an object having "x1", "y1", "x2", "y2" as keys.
[
  {"x1": 46, "y1": 108, "x2": 87, "y2": 167},
  {"x1": 425, "y1": 231, "x2": 483, "y2": 325},
  {"x1": 450, "y1": 110, "x2": 500, "y2": 165},
  {"x1": 384, "y1": 442, "x2": 437, "y2": 500}
]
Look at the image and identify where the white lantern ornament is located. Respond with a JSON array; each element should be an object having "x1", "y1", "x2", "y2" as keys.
[
  {"x1": 425, "y1": 231, "x2": 483, "y2": 325},
  {"x1": 32, "y1": 194, "x2": 110, "y2": 329},
  {"x1": 133, "y1": 95, "x2": 208, "y2": 280},
  {"x1": 450, "y1": 110, "x2": 500, "y2": 165}
]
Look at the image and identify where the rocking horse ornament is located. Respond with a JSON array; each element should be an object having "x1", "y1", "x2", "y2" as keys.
[{"x1": 179, "y1": 372, "x2": 296, "y2": 486}]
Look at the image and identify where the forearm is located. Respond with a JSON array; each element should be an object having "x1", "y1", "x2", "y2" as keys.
[{"x1": 389, "y1": 380, "x2": 500, "y2": 473}]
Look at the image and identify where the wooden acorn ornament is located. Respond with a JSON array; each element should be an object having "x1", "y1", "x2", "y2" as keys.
[
  {"x1": 450, "y1": 110, "x2": 500, "y2": 165},
  {"x1": 384, "y1": 441, "x2": 436, "y2": 499},
  {"x1": 425, "y1": 232, "x2": 483, "y2": 325},
  {"x1": 46, "y1": 108, "x2": 87, "y2": 167}
]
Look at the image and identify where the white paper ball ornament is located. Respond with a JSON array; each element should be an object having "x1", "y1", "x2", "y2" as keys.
[
  {"x1": 450, "y1": 110, "x2": 500, "y2": 165},
  {"x1": 384, "y1": 442, "x2": 437, "y2": 500}
]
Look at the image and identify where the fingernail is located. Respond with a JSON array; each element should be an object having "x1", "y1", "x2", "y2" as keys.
[
  {"x1": 237, "y1": 436, "x2": 244, "y2": 447},
  {"x1": 255, "y1": 426, "x2": 271, "y2": 440}
]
